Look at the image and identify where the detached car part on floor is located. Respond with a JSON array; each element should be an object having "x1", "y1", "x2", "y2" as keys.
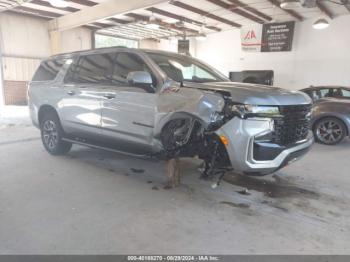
[{"x1": 28, "y1": 47, "x2": 313, "y2": 177}]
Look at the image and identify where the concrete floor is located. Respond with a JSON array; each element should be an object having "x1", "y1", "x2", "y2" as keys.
[{"x1": 1, "y1": 123, "x2": 350, "y2": 254}]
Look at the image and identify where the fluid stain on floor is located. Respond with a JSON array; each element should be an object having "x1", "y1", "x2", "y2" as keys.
[
  {"x1": 220, "y1": 201, "x2": 250, "y2": 209},
  {"x1": 223, "y1": 174, "x2": 319, "y2": 199}
]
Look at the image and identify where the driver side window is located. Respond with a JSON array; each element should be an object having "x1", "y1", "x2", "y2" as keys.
[{"x1": 112, "y1": 53, "x2": 157, "y2": 88}]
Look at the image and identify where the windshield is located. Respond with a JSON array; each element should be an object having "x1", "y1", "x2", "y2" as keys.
[{"x1": 147, "y1": 52, "x2": 229, "y2": 83}]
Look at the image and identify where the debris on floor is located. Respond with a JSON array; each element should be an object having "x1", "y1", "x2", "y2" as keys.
[
  {"x1": 151, "y1": 186, "x2": 159, "y2": 190},
  {"x1": 220, "y1": 201, "x2": 250, "y2": 209},
  {"x1": 237, "y1": 189, "x2": 251, "y2": 195},
  {"x1": 223, "y1": 174, "x2": 318, "y2": 199},
  {"x1": 130, "y1": 168, "x2": 145, "y2": 173}
]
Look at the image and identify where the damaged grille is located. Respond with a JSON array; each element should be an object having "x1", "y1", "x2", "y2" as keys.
[{"x1": 272, "y1": 104, "x2": 311, "y2": 145}]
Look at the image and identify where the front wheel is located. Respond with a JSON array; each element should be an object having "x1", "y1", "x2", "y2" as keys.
[
  {"x1": 40, "y1": 112, "x2": 72, "y2": 155},
  {"x1": 313, "y1": 117, "x2": 347, "y2": 145}
]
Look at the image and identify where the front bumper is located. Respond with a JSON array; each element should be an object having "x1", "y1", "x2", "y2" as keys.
[{"x1": 215, "y1": 117, "x2": 314, "y2": 175}]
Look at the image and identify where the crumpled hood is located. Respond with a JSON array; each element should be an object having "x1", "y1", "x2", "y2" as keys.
[{"x1": 183, "y1": 81, "x2": 312, "y2": 106}]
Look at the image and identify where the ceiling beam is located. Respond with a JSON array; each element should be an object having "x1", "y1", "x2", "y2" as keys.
[
  {"x1": 48, "y1": 0, "x2": 169, "y2": 31},
  {"x1": 0, "y1": 0, "x2": 15, "y2": 5},
  {"x1": 69, "y1": 0, "x2": 97, "y2": 7},
  {"x1": 29, "y1": 0, "x2": 79, "y2": 13},
  {"x1": 266, "y1": 0, "x2": 303, "y2": 21},
  {"x1": 206, "y1": 0, "x2": 265, "y2": 24},
  {"x1": 147, "y1": 7, "x2": 221, "y2": 31},
  {"x1": 107, "y1": 17, "x2": 130, "y2": 24},
  {"x1": 14, "y1": 6, "x2": 61, "y2": 18},
  {"x1": 5, "y1": 9, "x2": 51, "y2": 20},
  {"x1": 97, "y1": 31, "x2": 142, "y2": 41},
  {"x1": 170, "y1": 1, "x2": 241, "y2": 28},
  {"x1": 84, "y1": 24, "x2": 100, "y2": 30},
  {"x1": 26, "y1": 0, "x2": 130, "y2": 25},
  {"x1": 91, "y1": 22, "x2": 113, "y2": 28},
  {"x1": 0, "y1": 0, "x2": 15, "y2": 6},
  {"x1": 316, "y1": 0, "x2": 334, "y2": 19},
  {"x1": 125, "y1": 13, "x2": 199, "y2": 34},
  {"x1": 227, "y1": 0, "x2": 273, "y2": 21}
]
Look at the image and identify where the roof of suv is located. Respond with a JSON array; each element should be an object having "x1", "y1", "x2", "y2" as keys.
[{"x1": 49, "y1": 47, "x2": 189, "y2": 61}]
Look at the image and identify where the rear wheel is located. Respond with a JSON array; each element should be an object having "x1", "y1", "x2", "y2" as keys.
[
  {"x1": 40, "y1": 112, "x2": 72, "y2": 155},
  {"x1": 314, "y1": 117, "x2": 347, "y2": 145}
]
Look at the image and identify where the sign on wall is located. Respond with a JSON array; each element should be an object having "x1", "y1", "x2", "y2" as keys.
[
  {"x1": 261, "y1": 21, "x2": 295, "y2": 52},
  {"x1": 241, "y1": 21, "x2": 295, "y2": 52},
  {"x1": 240, "y1": 25, "x2": 263, "y2": 52}
]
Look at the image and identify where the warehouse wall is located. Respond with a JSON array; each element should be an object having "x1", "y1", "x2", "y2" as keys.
[
  {"x1": 0, "y1": 12, "x2": 91, "y2": 105},
  {"x1": 61, "y1": 27, "x2": 92, "y2": 53},
  {"x1": 194, "y1": 15, "x2": 350, "y2": 90}
]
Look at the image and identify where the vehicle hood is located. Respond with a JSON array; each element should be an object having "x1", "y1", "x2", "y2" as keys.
[{"x1": 183, "y1": 81, "x2": 312, "y2": 106}]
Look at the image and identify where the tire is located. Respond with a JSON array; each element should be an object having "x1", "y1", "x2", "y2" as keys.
[
  {"x1": 313, "y1": 117, "x2": 347, "y2": 145},
  {"x1": 40, "y1": 112, "x2": 72, "y2": 155},
  {"x1": 160, "y1": 119, "x2": 192, "y2": 151}
]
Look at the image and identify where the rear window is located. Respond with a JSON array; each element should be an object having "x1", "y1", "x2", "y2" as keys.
[{"x1": 32, "y1": 59, "x2": 65, "y2": 81}]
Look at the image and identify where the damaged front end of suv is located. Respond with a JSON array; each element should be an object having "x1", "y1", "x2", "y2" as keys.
[{"x1": 149, "y1": 54, "x2": 314, "y2": 179}]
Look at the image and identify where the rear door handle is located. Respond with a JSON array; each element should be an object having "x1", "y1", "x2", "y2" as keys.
[
  {"x1": 67, "y1": 90, "x2": 75, "y2": 96},
  {"x1": 103, "y1": 93, "x2": 115, "y2": 99}
]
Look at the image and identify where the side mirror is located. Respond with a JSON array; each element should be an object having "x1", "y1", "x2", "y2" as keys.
[{"x1": 127, "y1": 71, "x2": 154, "y2": 93}]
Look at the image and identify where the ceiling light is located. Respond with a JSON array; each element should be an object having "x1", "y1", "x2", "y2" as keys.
[
  {"x1": 145, "y1": 13, "x2": 160, "y2": 29},
  {"x1": 145, "y1": 23, "x2": 160, "y2": 29},
  {"x1": 313, "y1": 18, "x2": 330, "y2": 30},
  {"x1": 280, "y1": 0, "x2": 301, "y2": 9},
  {"x1": 49, "y1": 0, "x2": 69, "y2": 8}
]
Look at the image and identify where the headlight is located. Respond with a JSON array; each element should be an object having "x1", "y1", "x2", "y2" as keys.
[{"x1": 231, "y1": 104, "x2": 281, "y2": 118}]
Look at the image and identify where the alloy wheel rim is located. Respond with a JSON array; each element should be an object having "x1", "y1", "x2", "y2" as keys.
[
  {"x1": 316, "y1": 120, "x2": 342, "y2": 144},
  {"x1": 43, "y1": 120, "x2": 58, "y2": 149}
]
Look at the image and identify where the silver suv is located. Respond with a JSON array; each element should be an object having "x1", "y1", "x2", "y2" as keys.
[{"x1": 28, "y1": 47, "x2": 313, "y2": 177}]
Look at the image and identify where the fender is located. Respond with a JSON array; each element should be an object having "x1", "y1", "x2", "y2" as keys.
[
  {"x1": 153, "y1": 111, "x2": 206, "y2": 139},
  {"x1": 154, "y1": 87, "x2": 225, "y2": 138}
]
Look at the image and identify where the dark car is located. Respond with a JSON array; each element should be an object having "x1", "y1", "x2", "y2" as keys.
[
  {"x1": 301, "y1": 86, "x2": 350, "y2": 102},
  {"x1": 301, "y1": 86, "x2": 350, "y2": 145}
]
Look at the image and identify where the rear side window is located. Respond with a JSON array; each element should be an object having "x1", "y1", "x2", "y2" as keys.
[
  {"x1": 32, "y1": 59, "x2": 65, "y2": 81},
  {"x1": 65, "y1": 53, "x2": 115, "y2": 84},
  {"x1": 319, "y1": 88, "x2": 330, "y2": 98}
]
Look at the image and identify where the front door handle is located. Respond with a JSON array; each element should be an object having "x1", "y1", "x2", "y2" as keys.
[
  {"x1": 103, "y1": 93, "x2": 115, "y2": 99},
  {"x1": 67, "y1": 90, "x2": 75, "y2": 96}
]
